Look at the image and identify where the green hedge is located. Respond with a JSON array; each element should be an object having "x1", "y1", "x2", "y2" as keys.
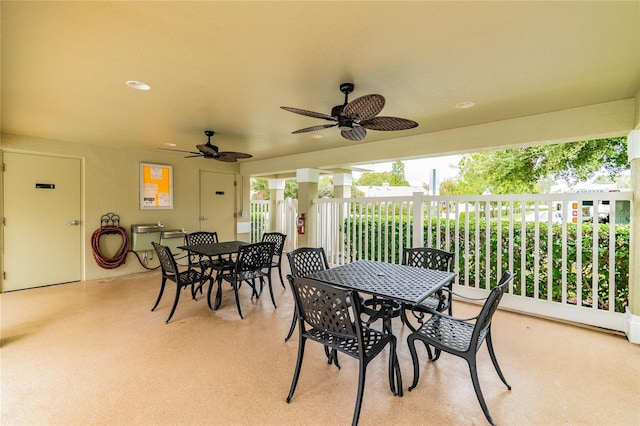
[{"x1": 344, "y1": 216, "x2": 629, "y2": 312}]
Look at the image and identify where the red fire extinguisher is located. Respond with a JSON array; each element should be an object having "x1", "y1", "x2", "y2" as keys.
[{"x1": 296, "y1": 213, "x2": 305, "y2": 235}]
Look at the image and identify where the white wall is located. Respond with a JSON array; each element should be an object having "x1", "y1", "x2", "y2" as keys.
[{"x1": 0, "y1": 133, "x2": 239, "y2": 281}]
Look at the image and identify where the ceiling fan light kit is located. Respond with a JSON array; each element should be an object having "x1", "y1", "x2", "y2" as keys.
[
  {"x1": 281, "y1": 82, "x2": 418, "y2": 141},
  {"x1": 160, "y1": 130, "x2": 252, "y2": 162}
]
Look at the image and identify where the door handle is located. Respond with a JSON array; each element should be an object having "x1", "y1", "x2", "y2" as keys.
[
  {"x1": 200, "y1": 216, "x2": 207, "y2": 221},
  {"x1": 67, "y1": 220, "x2": 80, "y2": 226}
]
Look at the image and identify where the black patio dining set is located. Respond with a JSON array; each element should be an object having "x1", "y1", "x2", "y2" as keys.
[{"x1": 151, "y1": 233, "x2": 513, "y2": 426}]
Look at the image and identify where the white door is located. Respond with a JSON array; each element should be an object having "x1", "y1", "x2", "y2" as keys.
[
  {"x1": 199, "y1": 171, "x2": 236, "y2": 241},
  {"x1": 3, "y1": 152, "x2": 82, "y2": 291}
]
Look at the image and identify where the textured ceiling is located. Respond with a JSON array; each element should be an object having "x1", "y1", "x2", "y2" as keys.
[{"x1": 2, "y1": 1, "x2": 639, "y2": 163}]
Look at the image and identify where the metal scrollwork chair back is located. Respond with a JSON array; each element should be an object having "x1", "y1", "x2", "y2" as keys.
[
  {"x1": 261, "y1": 232, "x2": 287, "y2": 288},
  {"x1": 284, "y1": 247, "x2": 330, "y2": 341},
  {"x1": 286, "y1": 276, "x2": 402, "y2": 426},
  {"x1": 151, "y1": 242, "x2": 205, "y2": 324},
  {"x1": 407, "y1": 270, "x2": 513, "y2": 426},
  {"x1": 213, "y1": 241, "x2": 275, "y2": 319},
  {"x1": 401, "y1": 247, "x2": 455, "y2": 331}
]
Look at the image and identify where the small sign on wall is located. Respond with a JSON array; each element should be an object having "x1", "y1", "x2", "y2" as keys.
[{"x1": 35, "y1": 183, "x2": 55, "y2": 189}]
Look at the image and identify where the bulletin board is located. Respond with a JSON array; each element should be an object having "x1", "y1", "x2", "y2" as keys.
[{"x1": 139, "y1": 163, "x2": 173, "y2": 209}]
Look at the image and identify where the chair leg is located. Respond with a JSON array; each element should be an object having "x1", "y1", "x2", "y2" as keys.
[
  {"x1": 207, "y1": 276, "x2": 218, "y2": 310},
  {"x1": 468, "y1": 357, "x2": 497, "y2": 426},
  {"x1": 213, "y1": 276, "x2": 224, "y2": 310},
  {"x1": 388, "y1": 336, "x2": 402, "y2": 396},
  {"x1": 352, "y1": 361, "x2": 367, "y2": 426},
  {"x1": 286, "y1": 337, "x2": 306, "y2": 403},
  {"x1": 284, "y1": 311, "x2": 297, "y2": 341},
  {"x1": 407, "y1": 334, "x2": 421, "y2": 391},
  {"x1": 151, "y1": 277, "x2": 167, "y2": 311},
  {"x1": 277, "y1": 262, "x2": 285, "y2": 288},
  {"x1": 400, "y1": 307, "x2": 419, "y2": 332},
  {"x1": 232, "y1": 280, "x2": 244, "y2": 319},
  {"x1": 323, "y1": 345, "x2": 340, "y2": 369},
  {"x1": 165, "y1": 284, "x2": 182, "y2": 324},
  {"x1": 486, "y1": 331, "x2": 511, "y2": 390},
  {"x1": 266, "y1": 275, "x2": 277, "y2": 308}
]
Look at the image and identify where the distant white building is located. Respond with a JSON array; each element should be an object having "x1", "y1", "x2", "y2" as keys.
[{"x1": 357, "y1": 183, "x2": 427, "y2": 197}]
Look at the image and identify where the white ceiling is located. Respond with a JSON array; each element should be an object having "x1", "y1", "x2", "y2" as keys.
[{"x1": 2, "y1": 1, "x2": 639, "y2": 165}]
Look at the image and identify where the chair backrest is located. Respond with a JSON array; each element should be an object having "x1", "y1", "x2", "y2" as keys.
[
  {"x1": 288, "y1": 276, "x2": 359, "y2": 340},
  {"x1": 235, "y1": 242, "x2": 275, "y2": 272},
  {"x1": 185, "y1": 231, "x2": 219, "y2": 245},
  {"x1": 402, "y1": 247, "x2": 454, "y2": 272},
  {"x1": 262, "y1": 232, "x2": 286, "y2": 256},
  {"x1": 152, "y1": 242, "x2": 178, "y2": 278},
  {"x1": 472, "y1": 270, "x2": 513, "y2": 346},
  {"x1": 287, "y1": 247, "x2": 329, "y2": 277},
  {"x1": 185, "y1": 232, "x2": 219, "y2": 264}
]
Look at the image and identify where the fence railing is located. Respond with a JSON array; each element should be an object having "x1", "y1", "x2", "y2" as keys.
[
  {"x1": 249, "y1": 200, "x2": 270, "y2": 243},
  {"x1": 277, "y1": 198, "x2": 297, "y2": 252},
  {"x1": 314, "y1": 191, "x2": 632, "y2": 332},
  {"x1": 250, "y1": 198, "x2": 297, "y2": 252}
]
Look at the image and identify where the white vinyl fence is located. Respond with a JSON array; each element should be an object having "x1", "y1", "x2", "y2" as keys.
[
  {"x1": 250, "y1": 198, "x2": 297, "y2": 252},
  {"x1": 314, "y1": 191, "x2": 632, "y2": 332}
]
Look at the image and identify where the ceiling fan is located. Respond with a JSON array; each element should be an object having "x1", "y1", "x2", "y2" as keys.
[
  {"x1": 281, "y1": 83, "x2": 418, "y2": 141},
  {"x1": 161, "y1": 130, "x2": 252, "y2": 162}
]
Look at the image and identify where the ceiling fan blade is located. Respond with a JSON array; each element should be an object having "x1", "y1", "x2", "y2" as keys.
[
  {"x1": 341, "y1": 125, "x2": 367, "y2": 141},
  {"x1": 281, "y1": 106, "x2": 337, "y2": 121},
  {"x1": 343, "y1": 94, "x2": 385, "y2": 121},
  {"x1": 360, "y1": 116, "x2": 419, "y2": 131},
  {"x1": 216, "y1": 151, "x2": 253, "y2": 162},
  {"x1": 160, "y1": 148, "x2": 201, "y2": 155},
  {"x1": 292, "y1": 123, "x2": 337, "y2": 134},
  {"x1": 184, "y1": 154, "x2": 204, "y2": 158}
]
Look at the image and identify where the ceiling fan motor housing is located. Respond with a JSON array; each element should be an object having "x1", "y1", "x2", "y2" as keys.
[{"x1": 338, "y1": 117, "x2": 353, "y2": 131}]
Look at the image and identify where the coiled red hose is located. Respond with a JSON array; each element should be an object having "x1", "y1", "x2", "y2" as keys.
[{"x1": 91, "y1": 226, "x2": 130, "y2": 269}]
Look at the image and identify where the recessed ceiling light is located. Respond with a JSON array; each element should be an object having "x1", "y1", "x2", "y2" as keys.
[
  {"x1": 455, "y1": 101, "x2": 475, "y2": 109},
  {"x1": 164, "y1": 143, "x2": 176, "y2": 147},
  {"x1": 126, "y1": 80, "x2": 151, "y2": 91},
  {"x1": 311, "y1": 134, "x2": 323, "y2": 139}
]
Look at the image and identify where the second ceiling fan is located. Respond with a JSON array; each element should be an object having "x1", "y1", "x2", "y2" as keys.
[{"x1": 281, "y1": 83, "x2": 418, "y2": 141}]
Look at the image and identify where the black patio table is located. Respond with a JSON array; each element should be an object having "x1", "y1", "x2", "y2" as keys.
[
  {"x1": 178, "y1": 241, "x2": 249, "y2": 297},
  {"x1": 307, "y1": 259, "x2": 456, "y2": 306},
  {"x1": 178, "y1": 241, "x2": 248, "y2": 259}
]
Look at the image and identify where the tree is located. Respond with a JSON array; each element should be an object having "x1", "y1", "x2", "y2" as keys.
[
  {"x1": 317, "y1": 176, "x2": 333, "y2": 198},
  {"x1": 250, "y1": 178, "x2": 269, "y2": 200},
  {"x1": 390, "y1": 160, "x2": 409, "y2": 185},
  {"x1": 438, "y1": 179, "x2": 459, "y2": 195},
  {"x1": 355, "y1": 161, "x2": 410, "y2": 186},
  {"x1": 454, "y1": 137, "x2": 628, "y2": 194},
  {"x1": 285, "y1": 179, "x2": 297, "y2": 199}
]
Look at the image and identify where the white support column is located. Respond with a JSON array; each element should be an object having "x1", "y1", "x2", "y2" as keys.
[
  {"x1": 625, "y1": 129, "x2": 640, "y2": 343},
  {"x1": 333, "y1": 173, "x2": 352, "y2": 198},
  {"x1": 296, "y1": 168, "x2": 320, "y2": 247},
  {"x1": 268, "y1": 178, "x2": 285, "y2": 232}
]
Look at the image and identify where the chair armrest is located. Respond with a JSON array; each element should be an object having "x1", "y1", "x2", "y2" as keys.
[
  {"x1": 409, "y1": 302, "x2": 478, "y2": 323},
  {"x1": 439, "y1": 286, "x2": 491, "y2": 302}
]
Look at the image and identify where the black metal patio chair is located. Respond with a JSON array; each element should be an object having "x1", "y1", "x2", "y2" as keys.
[
  {"x1": 407, "y1": 270, "x2": 514, "y2": 426},
  {"x1": 284, "y1": 247, "x2": 330, "y2": 341},
  {"x1": 286, "y1": 276, "x2": 402, "y2": 426},
  {"x1": 262, "y1": 232, "x2": 287, "y2": 288},
  {"x1": 212, "y1": 241, "x2": 275, "y2": 319},
  {"x1": 401, "y1": 247, "x2": 455, "y2": 331},
  {"x1": 151, "y1": 242, "x2": 206, "y2": 324}
]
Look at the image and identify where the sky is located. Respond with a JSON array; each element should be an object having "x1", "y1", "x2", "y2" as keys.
[{"x1": 353, "y1": 155, "x2": 462, "y2": 187}]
